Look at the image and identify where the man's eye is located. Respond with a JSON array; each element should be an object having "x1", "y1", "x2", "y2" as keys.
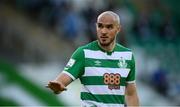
[
  {"x1": 98, "y1": 24, "x2": 103, "y2": 28},
  {"x1": 106, "y1": 25, "x2": 113, "y2": 29}
]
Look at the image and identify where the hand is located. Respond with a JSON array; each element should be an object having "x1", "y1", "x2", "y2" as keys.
[{"x1": 46, "y1": 81, "x2": 67, "y2": 94}]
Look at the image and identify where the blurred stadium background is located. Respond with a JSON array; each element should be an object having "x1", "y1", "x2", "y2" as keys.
[{"x1": 0, "y1": 0, "x2": 180, "y2": 106}]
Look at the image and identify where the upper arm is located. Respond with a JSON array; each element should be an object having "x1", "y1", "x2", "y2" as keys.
[
  {"x1": 125, "y1": 83, "x2": 137, "y2": 96},
  {"x1": 63, "y1": 47, "x2": 85, "y2": 80},
  {"x1": 125, "y1": 83, "x2": 139, "y2": 106},
  {"x1": 126, "y1": 53, "x2": 137, "y2": 95},
  {"x1": 126, "y1": 54, "x2": 136, "y2": 83},
  {"x1": 125, "y1": 53, "x2": 139, "y2": 106}
]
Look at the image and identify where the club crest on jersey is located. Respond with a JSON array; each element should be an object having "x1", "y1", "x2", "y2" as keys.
[{"x1": 118, "y1": 57, "x2": 127, "y2": 68}]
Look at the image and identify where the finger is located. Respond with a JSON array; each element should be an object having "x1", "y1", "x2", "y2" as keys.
[
  {"x1": 63, "y1": 87, "x2": 67, "y2": 91},
  {"x1": 47, "y1": 81, "x2": 57, "y2": 87},
  {"x1": 49, "y1": 81, "x2": 58, "y2": 84},
  {"x1": 49, "y1": 81, "x2": 53, "y2": 84},
  {"x1": 54, "y1": 91, "x2": 59, "y2": 94},
  {"x1": 46, "y1": 83, "x2": 56, "y2": 90},
  {"x1": 59, "y1": 84, "x2": 67, "y2": 91},
  {"x1": 54, "y1": 91, "x2": 61, "y2": 94},
  {"x1": 47, "y1": 81, "x2": 67, "y2": 92},
  {"x1": 53, "y1": 87, "x2": 67, "y2": 94},
  {"x1": 45, "y1": 85, "x2": 49, "y2": 88}
]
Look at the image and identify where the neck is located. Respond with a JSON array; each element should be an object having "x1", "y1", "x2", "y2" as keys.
[{"x1": 98, "y1": 41, "x2": 116, "y2": 52}]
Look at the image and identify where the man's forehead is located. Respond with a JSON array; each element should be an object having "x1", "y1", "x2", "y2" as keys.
[
  {"x1": 97, "y1": 22, "x2": 114, "y2": 26},
  {"x1": 98, "y1": 14, "x2": 114, "y2": 20},
  {"x1": 97, "y1": 12, "x2": 119, "y2": 25}
]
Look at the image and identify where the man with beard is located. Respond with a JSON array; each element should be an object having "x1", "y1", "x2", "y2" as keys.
[{"x1": 47, "y1": 11, "x2": 139, "y2": 107}]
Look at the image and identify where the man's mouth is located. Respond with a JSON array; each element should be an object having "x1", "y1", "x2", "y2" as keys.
[
  {"x1": 100, "y1": 37, "x2": 108, "y2": 42},
  {"x1": 100, "y1": 36, "x2": 108, "y2": 39}
]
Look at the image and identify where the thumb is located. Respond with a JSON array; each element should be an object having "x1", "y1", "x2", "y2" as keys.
[
  {"x1": 60, "y1": 84, "x2": 67, "y2": 91},
  {"x1": 54, "y1": 85, "x2": 67, "y2": 94}
]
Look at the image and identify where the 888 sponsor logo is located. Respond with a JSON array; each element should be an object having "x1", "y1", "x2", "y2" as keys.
[{"x1": 103, "y1": 73, "x2": 121, "y2": 90}]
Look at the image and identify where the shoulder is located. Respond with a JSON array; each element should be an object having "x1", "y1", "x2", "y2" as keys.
[
  {"x1": 115, "y1": 44, "x2": 135, "y2": 60},
  {"x1": 116, "y1": 43, "x2": 132, "y2": 52},
  {"x1": 77, "y1": 41, "x2": 98, "y2": 51},
  {"x1": 72, "y1": 41, "x2": 97, "y2": 57}
]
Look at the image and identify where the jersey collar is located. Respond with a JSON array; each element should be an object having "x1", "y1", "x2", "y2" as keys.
[{"x1": 96, "y1": 40, "x2": 116, "y2": 55}]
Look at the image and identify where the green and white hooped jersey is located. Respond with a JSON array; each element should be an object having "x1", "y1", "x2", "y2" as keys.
[{"x1": 63, "y1": 41, "x2": 136, "y2": 107}]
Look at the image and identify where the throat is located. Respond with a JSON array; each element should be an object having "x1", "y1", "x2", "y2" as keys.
[{"x1": 98, "y1": 41, "x2": 115, "y2": 52}]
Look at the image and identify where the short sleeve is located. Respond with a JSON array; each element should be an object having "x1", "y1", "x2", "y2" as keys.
[
  {"x1": 63, "y1": 47, "x2": 84, "y2": 80},
  {"x1": 126, "y1": 53, "x2": 136, "y2": 83}
]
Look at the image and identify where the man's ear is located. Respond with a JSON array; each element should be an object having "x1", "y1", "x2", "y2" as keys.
[
  {"x1": 116, "y1": 25, "x2": 121, "y2": 34},
  {"x1": 118, "y1": 25, "x2": 122, "y2": 32}
]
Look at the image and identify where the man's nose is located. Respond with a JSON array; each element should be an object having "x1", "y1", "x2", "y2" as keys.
[{"x1": 101, "y1": 28, "x2": 108, "y2": 34}]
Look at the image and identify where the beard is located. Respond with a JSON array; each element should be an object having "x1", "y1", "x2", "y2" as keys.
[{"x1": 98, "y1": 36, "x2": 116, "y2": 46}]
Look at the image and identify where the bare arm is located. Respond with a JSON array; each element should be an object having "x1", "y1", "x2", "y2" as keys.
[
  {"x1": 125, "y1": 83, "x2": 139, "y2": 106},
  {"x1": 47, "y1": 72, "x2": 73, "y2": 94}
]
